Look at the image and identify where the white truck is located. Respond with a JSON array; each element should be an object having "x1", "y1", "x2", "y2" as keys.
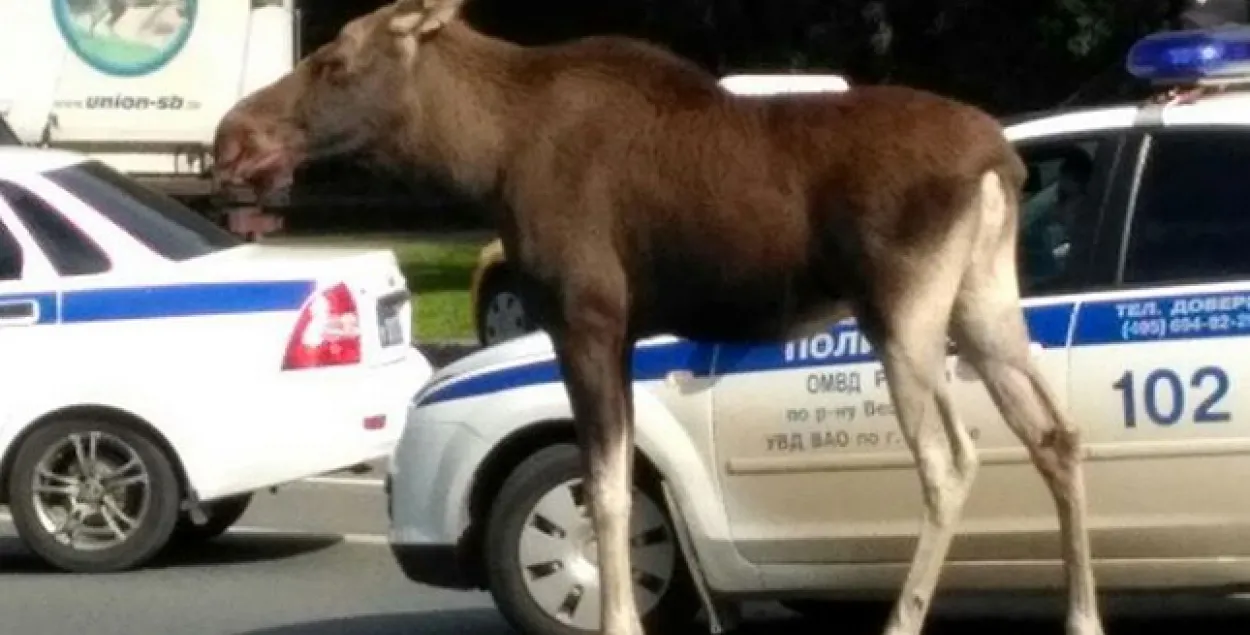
[{"x1": 0, "y1": 0, "x2": 297, "y2": 222}]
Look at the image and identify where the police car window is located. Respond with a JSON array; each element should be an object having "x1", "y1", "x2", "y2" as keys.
[
  {"x1": 0, "y1": 116, "x2": 18, "y2": 146},
  {"x1": 44, "y1": 160, "x2": 242, "y2": 262},
  {"x1": 1122, "y1": 130, "x2": 1250, "y2": 285},
  {"x1": 0, "y1": 181, "x2": 110, "y2": 276},
  {"x1": 0, "y1": 216, "x2": 22, "y2": 281},
  {"x1": 1017, "y1": 139, "x2": 1103, "y2": 295}
]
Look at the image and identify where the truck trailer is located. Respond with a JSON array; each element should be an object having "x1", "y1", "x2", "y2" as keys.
[{"x1": 0, "y1": 0, "x2": 297, "y2": 232}]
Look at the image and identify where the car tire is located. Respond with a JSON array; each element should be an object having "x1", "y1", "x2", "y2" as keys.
[
  {"x1": 6, "y1": 417, "x2": 182, "y2": 574},
  {"x1": 475, "y1": 267, "x2": 534, "y2": 346},
  {"x1": 172, "y1": 493, "x2": 253, "y2": 544},
  {"x1": 483, "y1": 443, "x2": 700, "y2": 635}
]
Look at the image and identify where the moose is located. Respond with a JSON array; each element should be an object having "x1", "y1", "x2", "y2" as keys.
[{"x1": 211, "y1": 1, "x2": 1106, "y2": 634}]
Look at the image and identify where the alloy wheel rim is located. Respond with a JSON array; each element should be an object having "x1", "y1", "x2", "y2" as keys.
[{"x1": 30, "y1": 431, "x2": 152, "y2": 551}]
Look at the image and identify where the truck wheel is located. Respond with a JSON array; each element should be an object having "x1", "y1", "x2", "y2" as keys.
[
  {"x1": 6, "y1": 418, "x2": 181, "y2": 573},
  {"x1": 173, "y1": 493, "x2": 253, "y2": 544},
  {"x1": 483, "y1": 443, "x2": 699, "y2": 635}
]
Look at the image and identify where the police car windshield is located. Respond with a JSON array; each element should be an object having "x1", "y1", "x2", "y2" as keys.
[{"x1": 45, "y1": 160, "x2": 243, "y2": 262}]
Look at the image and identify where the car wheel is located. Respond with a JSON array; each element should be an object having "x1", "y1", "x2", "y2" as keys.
[
  {"x1": 6, "y1": 418, "x2": 182, "y2": 573},
  {"x1": 476, "y1": 267, "x2": 534, "y2": 346},
  {"x1": 484, "y1": 443, "x2": 699, "y2": 635},
  {"x1": 172, "y1": 493, "x2": 253, "y2": 544}
]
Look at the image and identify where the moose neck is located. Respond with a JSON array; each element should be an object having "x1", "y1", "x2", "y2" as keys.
[{"x1": 406, "y1": 21, "x2": 523, "y2": 199}]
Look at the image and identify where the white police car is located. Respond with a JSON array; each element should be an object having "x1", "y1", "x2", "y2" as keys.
[
  {"x1": 387, "y1": 27, "x2": 1250, "y2": 635},
  {"x1": 0, "y1": 145, "x2": 433, "y2": 573}
]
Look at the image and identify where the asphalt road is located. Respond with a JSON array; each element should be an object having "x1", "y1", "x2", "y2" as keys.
[{"x1": 4, "y1": 459, "x2": 1250, "y2": 635}]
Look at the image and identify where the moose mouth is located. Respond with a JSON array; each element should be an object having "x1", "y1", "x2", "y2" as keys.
[
  {"x1": 213, "y1": 127, "x2": 377, "y2": 205},
  {"x1": 213, "y1": 142, "x2": 302, "y2": 205}
]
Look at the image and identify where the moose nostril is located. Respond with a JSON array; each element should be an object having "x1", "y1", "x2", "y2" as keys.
[
  {"x1": 216, "y1": 142, "x2": 240, "y2": 167},
  {"x1": 214, "y1": 126, "x2": 258, "y2": 167},
  {"x1": 215, "y1": 113, "x2": 257, "y2": 152}
]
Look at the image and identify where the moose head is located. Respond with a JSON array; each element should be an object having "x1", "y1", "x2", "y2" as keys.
[{"x1": 212, "y1": 0, "x2": 474, "y2": 200}]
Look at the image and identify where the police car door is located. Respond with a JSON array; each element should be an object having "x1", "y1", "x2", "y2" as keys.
[
  {"x1": 710, "y1": 316, "x2": 882, "y2": 564},
  {"x1": 1068, "y1": 126, "x2": 1250, "y2": 561},
  {"x1": 0, "y1": 186, "x2": 63, "y2": 433},
  {"x1": 709, "y1": 129, "x2": 1122, "y2": 566}
]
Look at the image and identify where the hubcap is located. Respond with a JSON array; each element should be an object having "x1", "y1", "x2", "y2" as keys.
[
  {"x1": 518, "y1": 478, "x2": 676, "y2": 630},
  {"x1": 483, "y1": 291, "x2": 529, "y2": 345},
  {"x1": 30, "y1": 431, "x2": 152, "y2": 551}
]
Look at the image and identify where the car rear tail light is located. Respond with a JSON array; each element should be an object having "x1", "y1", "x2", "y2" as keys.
[{"x1": 282, "y1": 282, "x2": 362, "y2": 370}]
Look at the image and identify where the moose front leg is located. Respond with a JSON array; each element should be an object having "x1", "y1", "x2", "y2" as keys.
[{"x1": 552, "y1": 290, "x2": 644, "y2": 635}]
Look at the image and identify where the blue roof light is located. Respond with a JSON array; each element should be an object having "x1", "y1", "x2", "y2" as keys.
[{"x1": 1126, "y1": 26, "x2": 1250, "y2": 84}]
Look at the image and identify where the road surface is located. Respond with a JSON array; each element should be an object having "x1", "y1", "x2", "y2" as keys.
[{"x1": 3, "y1": 460, "x2": 1250, "y2": 635}]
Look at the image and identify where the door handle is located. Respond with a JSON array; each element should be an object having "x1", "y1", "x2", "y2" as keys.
[
  {"x1": 0, "y1": 299, "x2": 39, "y2": 326},
  {"x1": 665, "y1": 369, "x2": 694, "y2": 387}
]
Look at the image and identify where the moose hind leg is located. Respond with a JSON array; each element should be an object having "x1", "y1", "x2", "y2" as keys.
[
  {"x1": 865, "y1": 306, "x2": 980, "y2": 635},
  {"x1": 952, "y1": 276, "x2": 1103, "y2": 635},
  {"x1": 551, "y1": 293, "x2": 644, "y2": 635}
]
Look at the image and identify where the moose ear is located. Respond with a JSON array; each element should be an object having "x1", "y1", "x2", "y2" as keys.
[
  {"x1": 389, "y1": 0, "x2": 463, "y2": 36},
  {"x1": 419, "y1": 0, "x2": 465, "y2": 32},
  {"x1": 388, "y1": 0, "x2": 425, "y2": 35}
]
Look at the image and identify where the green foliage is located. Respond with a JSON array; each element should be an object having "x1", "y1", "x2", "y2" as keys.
[
  {"x1": 299, "y1": 0, "x2": 1179, "y2": 126},
  {"x1": 1052, "y1": 0, "x2": 1117, "y2": 57},
  {"x1": 620, "y1": 0, "x2": 1177, "y2": 112},
  {"x1": 265, "y1": 233, "x2": 488, "y2": 340}
]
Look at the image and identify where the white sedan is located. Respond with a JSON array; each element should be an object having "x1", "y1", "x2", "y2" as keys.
[
  {"x1": 0, "y1": 146, "x2": 433, "y2": 573},
  {"x1": 387, "y1": 31, "x2": 1250, "y2": 635}
]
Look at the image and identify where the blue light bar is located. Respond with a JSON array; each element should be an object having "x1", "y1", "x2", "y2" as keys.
[{"x1": 1126, "y1": 26, "x2": 1250, "y2": 84}]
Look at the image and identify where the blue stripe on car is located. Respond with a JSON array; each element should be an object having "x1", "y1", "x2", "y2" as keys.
[
  {"x1": 60, "y1": 280, "x2": 315, "y2": 323},
  {"x1": 0, "y1": 280, "x2": 316, "y2": 326},
  {"x1": 1071, "y1": 289, "x2": 1250, "y2": 346},
  {"x1": 419, "y1": 288, "x2": 1250, "y2": 406},
  {"x1": 423, "y1": 340, "x2": 720, "y2": 406}
]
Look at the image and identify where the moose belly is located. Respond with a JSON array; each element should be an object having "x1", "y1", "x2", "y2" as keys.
[{"x1": 633, "y1": 256, "x2": 849, "y2": 343}]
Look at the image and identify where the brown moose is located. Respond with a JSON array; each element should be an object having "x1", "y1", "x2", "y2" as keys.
[{"x1": 210, "y1": 2, "x2": 1105, "y2": 635}]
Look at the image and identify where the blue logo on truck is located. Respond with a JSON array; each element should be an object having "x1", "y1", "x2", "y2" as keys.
[{"x1": 53, "y1": 0, "x2": 197, "y2": 78}]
